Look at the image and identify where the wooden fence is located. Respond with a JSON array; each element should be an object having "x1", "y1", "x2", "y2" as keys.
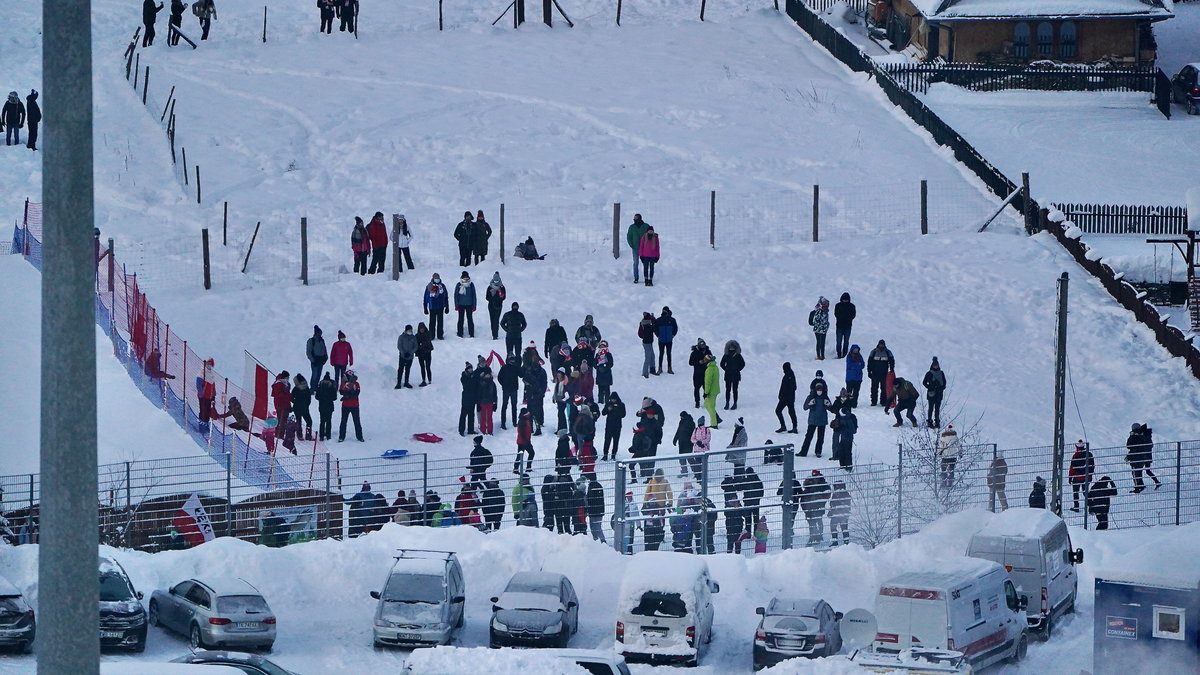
[
  {"x1": 878, "y1": 62, "x2": 1157, "y2": 94},
  {"x1": 1052, "y1": 203, "x2": 1189, "y2": 235}
]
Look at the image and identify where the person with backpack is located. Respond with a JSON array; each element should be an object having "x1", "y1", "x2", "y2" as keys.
[
  {"x1": 512, "y1": 473, "x2": 537, "y2": 526},
  {"x1": 142, "y1": 0, "x2": 164, "y2": 47},
  {"x1": 365, "y1": 211, "x2": 388, "y2": 274},
  {"x1": 315, "y1": 372, "x2": 336, "y2": 441},
  {"x1": 1068, "y1": 440, "x2": 1095, "y2": 511},
  {"x1": 1125, "y1": 422, "x2": 1161, "y2": 493},
  {"x1": 888, "y1": 377, "x2": 920, "y2": 427},
  {"x1": 453, "y1": 211, "x2": 475, "y2": 267},
  {"x1": 833, "y1": 292, "x2": 856, "y2": 359},
  {"x1": 330, "y1": 330, "x2": 353, "y2": 388},
  {"x1": 808, "y1": 296, "x2": 830, "y2": 360},
  {"x1": 454, "y1": 271, "x2": 477, "y2": 338},
  {"x1": 689, "y1": 339, "x2": 713, "y2": 408},
  {"x1": 396, "y1": 324, "x2": 417, "y2": 389},
  {"x1": 500, "y1": 301, "x2": 526, "y2": 360},
  {"x1": 23, "y1": 90, "x2": 39, "y2": 151},
  {"x1": 350, "y1": 217, "x2": 370, "y2": 275},
  {"x1": 828, "y1": 482, "x2": 851, "y2": 546},
  {"x1": 626, "y1": 213, "x2": 649, "y2": 283},
  {"x1": 774, "y1": 362, "x2": 798, "y2": 434},
  {"x1": 473, "y1": 211, "x2": 492, "y2": 264},
  {"x1": 415, "y1": 322, "x2": 434, "y2": 386},
  {"x1": 866, "y1": 340, "x2": 895, "y2": 407},
  {"x1": 337, "y1": 369, "x2": 363, "y2": 442},
  {"x1": 720, "y1": 340, "x2": 744, "y2": 410},
  {"x1": 1087, "y1": 475, "x2": 1117, "y2": 530},
  {"x1": 423, "y1": 273, "x2": 450, "y2": 340},
  {"x1": 192, "y1": 0, "x2": 215, "y2": 40},
  {"x1": 291, "y1": 373, "x2": 313, "y2": 440},
  {"x1": 396, "y1": 214, "x2": 415, "y2": 270},
  {"x1": 801, "y1": 383, "x2": 831, "y2": 458},
  {"x1": 922, "y1": 357, "x2": 947, "y2": 428},
  {"x1": 306, "y1": 325, "x2": 327, "y2": 391},
  {"x1": 655, "y1": 306, "x2": 678, "y2": 375}
]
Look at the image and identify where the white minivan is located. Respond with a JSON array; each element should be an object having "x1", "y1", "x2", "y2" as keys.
[
  {"x1": 873, "y1": 557, "x2": 1028, "y2": 670},
  {"x1": 615, "y1": 552, "x2": 719, "y2": 667},
  {"x1": 967, "y1": 507, "x2": 1083, "y2": 639}
]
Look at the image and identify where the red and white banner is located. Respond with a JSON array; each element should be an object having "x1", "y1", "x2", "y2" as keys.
[{"x1": 171, "y1": 493, "x2": 216, "y2": 547}]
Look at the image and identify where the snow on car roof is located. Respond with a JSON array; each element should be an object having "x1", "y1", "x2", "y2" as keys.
[
  {"x1": 507, "y1": 571, "x2": 566, "y2": 591},
  {"x1": 196, "y1": 577, "x2": 263, "y2": 597},
  {"x1": 497, "y1": 591, "x2": 562, "y2": 613},
  {"x1": 402, "y1": 646, "x2": 593, "y2": 674},
  {"x1": 620, "y1": 551, "x2": 709, "y2": 595},
  {"x1": 391, "y1": 555, "x2": 450, "y2": 576},
  {"x1": 1096, "y1": 571, "x2": 1200, "y2": 592},
  {"x1": 912, "y1": 0, "x2": 1174, "y2": 20},
  {"x1": 973, "y1": 508, "x2": 1064, "y2": 538},
  {"x1": 883, "y1": 557, "x2": 1001, "y2": 591},
  {"x1": 768, "y1": 597, "x2": 823, "y2": 616}
]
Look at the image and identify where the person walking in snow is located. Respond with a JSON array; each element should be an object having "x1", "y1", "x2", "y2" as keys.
[
  {"x1": 305, "y1": 325, "x2": 328, "y2": 390},
  {"x1": 315, "y1": 372, "x2": 336, "y2": 440},
  {"x1": 337, "y1": 369, "x2": 363, "y2": 442},
  {"x1": 350, "y1": 217, "x2": 370, "y2": 275},
  {"x1": 638, "y1": 312, "x2": 656, "y2": 378},
  {"x1": 828, "y1": 481, "x2": 851, "y2": 546},
  {"x1": 774, "y1": 362, "x2": 798, "y2": 434},
  {"x1": 473, "y1": 210, "x2": 492, "y2": 264},
  {"x1": 291, "y1": 373, "x2": 313, "y2": 440},
  {"x1": 423, "y1": 273, "x2": 450, "y2": 340},
  {"x1": 396, "y1": 215, "x2": 415, "y2": 270},
  {"x1": 844, "y1": 344, "x2": 864, "y2": 408},
  {"x1": 1087, "y1": 475, "x2": 1117, "y2": 530},
  {"x1": 703, "y1": 353, "x2": 722, "y2": 430},
  {"x1": 142, "y1": 0, "x2": 164, "y2": 47},
  {"x1": 329, "y1": 330, "x2": 353, "y2": 388},
  {"x1": 454, "y1": 271, "x2": 477, "y2": 338},
  {"x1": 167, "y1": 0, "x2": 188, "y2": 47},
  {"x1": 689, "y1": 338, "x2": 713, "y2": 408},
  {"x1": 655, "y1": 306, "x2": 678, "y2": 375},
  {"x1": 922, "y1": 357, "x2": 947, "y2": 428},
  {"x1": 801, "y1": 383, "x2": 831, "y2": 458},
  {"x1": 673, "y1": 410, "x2": 698, "y2": 477},
  {"x1": 626, "y1": 213, "x2": 649, "y2": 283},
  {"x1": 988, "y1": 449, "x2": 1009, "y2": 511},
  {"x1": 500, "y1": 301, "x2": 526, "y2": 360},
  {"x1": 1068, "y1": 440, "x2": 1094, "y2": 512},
  {"x1": 888, "y1": 377, "x2": 919, "y2": 427},
  {"x1": 721, "y1": 340, "x2": 744, "y2": 410},
  {"x1": 485, "y1": 272, "x2": 506, "y2": 340},
  {"x1": 833, "y1": 292, "x2": 856, "y2": 359},
  {"x1": 867, "y1": 340, "x2": 895, "y2": 406},
  {"x1": 512, "y1": 408, "x2": 535, "y2": 474},
  {"x1": 1125, "y1": 422, "x2": 1161, "y2": 493},
  {"x1": 365, "y1": 211, "x2": 388, "y2": 274},
  {"x1": 415, "y1": 322, "x2": 434, "y2": 386},
  {"x1": 638, "y1": 226, "x2": 661, "y2": 286},
  {"x1": 808, "y1": 297, "x2": 830, "y2": 360},
  {"x1": 23, "y1": 90, "x2": 39, "y2": 151},
  {"x1": 453, "y1": 211, "x2": 475, "y2": 267},
  {"x1": 193, "y1": 0, "x2": 216, "y2": 40},
  {"x1": 395, "y1": 325, "x2": 417, "y2": 389},
  {"x1": 937, "y1": 425, "x2": 961, "y2": 488}
]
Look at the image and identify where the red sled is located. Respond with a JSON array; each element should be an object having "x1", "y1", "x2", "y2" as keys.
[
  {"x1": 412, "y1": 432, "x2": 444, "y2": 444},
  {"x1": 883, "y1": 372, "x2": 896, "y2": 410}
]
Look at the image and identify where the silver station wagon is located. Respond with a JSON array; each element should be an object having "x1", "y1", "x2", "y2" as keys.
[{"x1": 149, "y1": 578, "x2": 276, "y2": 651}]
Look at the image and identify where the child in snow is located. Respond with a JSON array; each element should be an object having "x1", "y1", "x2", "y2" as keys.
[{"x1": 752, "y1": 516, "x2": 769, "y2": 554}]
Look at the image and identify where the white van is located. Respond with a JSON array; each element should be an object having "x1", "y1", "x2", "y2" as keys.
[
  {"x1": 615, "y1": 551, "x2": 719, "y2": 667},
  {"x1": 967, "y1": 507, "x2": 1083, "y2": 639},
  {"x1": 873, "y1": 557, "x2": 1028, "y2": 670}
]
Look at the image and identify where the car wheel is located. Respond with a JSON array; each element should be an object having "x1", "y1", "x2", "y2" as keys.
[
  {"x1": 373, "y1": 640, "x2": 384, "y2": 650},
  {"x1": 261, "y1": 643, "x2": 273, "y2": 653},
  {"x1": 131, "y1": 639, "x2": 146, "y2": 654},
  {"x1": 188, "y1": 623, "x2": 205, "y2": 651},
  {"x1": 20, "y1": 641, "x2": 33, "y2": 655},
  {"x1": 1010, "y1": 632, "x2": 1028, "y2": 662},
  {"x1": 1188, "y1": 100, "x2": 1199, "y2": 116},
  {"x1": 1041, "y1": 613, "x2": 1053, "y2": 642},
  {"x1": 559, "y1": 626, "x2": 570, "y2": 648},
  {"x1": 148, "y1": 601, "x2": 159, "y2": 627}
]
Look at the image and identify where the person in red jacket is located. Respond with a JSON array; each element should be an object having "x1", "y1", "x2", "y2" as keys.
[
  {"x1": 455, "y1": 477, "x2": 483, "y2": 529},
  {"x1": 330, "y1": 330, "x2": 353, "y2": 387},
  {"x1": 338, "y1": 369, "x2": 363, "y2": 442},
  {"x1": 196, "y1": 358, "x2": 217, "y2": 433},
  {"x1": 271, "y1": 371, "x2": 293, "y2": 424},
  {"x1": 351, "y1": 217, "x2": 370, "y2": 275},
  {"x1": 1068, "y1": 440, "x2": 1095, "y2": 512},
  {"x1": 513, "y1": 408, "x2": 535, "y2": 475},
  {"x1": 366, "y1": 211, "x2": 389, "y2": 274}
]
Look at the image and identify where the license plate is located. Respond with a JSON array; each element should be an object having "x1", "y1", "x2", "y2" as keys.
[
  {"x1": 642, "y1": 627, "x2": 667, "y2": 635},
  {"x1": 778, "y1": 638, "x2": 805, "y2": 648},
  {"x1": 235, "y1": 622, "x2": 259, "y2": 630},
  {"x1": 397, "y1": 632, "x2": 422, "y2": 641},
  {"x1": 100, "y1": 630, "x2": 123, "y2": 639}
]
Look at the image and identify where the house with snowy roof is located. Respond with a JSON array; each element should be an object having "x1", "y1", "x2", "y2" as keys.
[{"x1": 881, "y1": 0, "x2": 1175, "y2": 63}]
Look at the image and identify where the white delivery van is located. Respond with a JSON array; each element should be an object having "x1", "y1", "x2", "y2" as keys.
[
  {"x1": 615, "y1": 551, "x2": 719, "y2": 667},
  {"x1": 873, "y1": 557, "x2": 1028, "y2": 670},
  {"x1": 966, "y1": 507, "x2": 1082, "y2": 639}
]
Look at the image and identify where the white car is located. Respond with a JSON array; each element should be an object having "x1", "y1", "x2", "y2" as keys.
[{"x1": 615, "y1": 552, "x2": 719, "y2": 667}]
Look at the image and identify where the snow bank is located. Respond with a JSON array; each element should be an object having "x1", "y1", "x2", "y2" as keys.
[
  {"x1": 972, "y1": 506, "x2": 1064, "y2": 538},
  {"x1": 401, "y1": 646, "x2": 591, "y2": 674}
]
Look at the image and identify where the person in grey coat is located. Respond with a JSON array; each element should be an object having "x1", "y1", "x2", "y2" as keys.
[
  {"x1": 799, "y1": 384, "x2": 831, "y2": 458},
  {"x1": 396, "y1": 325, "x2": 417, "y2": 389},
  {"x1": 306, "y1": 325, "x2": 328, "y2": 389},
  {"x1": 454, "y1": 271, "x2": 477, "y2": 338}
]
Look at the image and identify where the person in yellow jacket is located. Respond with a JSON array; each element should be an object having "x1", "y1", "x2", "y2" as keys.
[
  {"x1": 703, "y1": 353, "x2": 722, "y2": 430},
  {"x1": 643, "y1": 468, "x2": 674, "y2": 512}
]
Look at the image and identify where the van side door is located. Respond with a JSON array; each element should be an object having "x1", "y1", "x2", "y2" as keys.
[
  {"x1": 448, "y1": 564, "x2": 464, "y2": 628},
  {"x1": 1044, "y1": 525, "x2": 1073, "y2": 614}
]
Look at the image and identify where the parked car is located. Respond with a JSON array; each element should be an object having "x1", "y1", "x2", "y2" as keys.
[
  {"x1": 370, "y1": 549, "x2": 464, "y2": 648},
  {"x1": 966, "y1": 508, "x2": 1082, "y2": 639},
  {"x1": 171, "y1": 649, "x2": 300, "y2": 674},
  {"x1": 149, "y1": 578, "x2": 276, "y2": 651},
  {"x1": 615, "y1": 552, "x2": 719, "y2": 667},
  {"x1": 752, "y1": 597, "x2": 843, "y2": 670},
  {"x1": 99, "y1": 557, "x2": 147, "y2": 652},
  {"x1": 101, "y1": 665, "x2": 243, "y2": 675},
  {"x1": 403, "y1": 646, "x2": 632, "y2": 674},
  {"x1": 0, "y1": 574, "x2": 35, "y2": 654},
  {"x1": 1171, "y1": 64, "x2": 1200, "y2": 115},
  {"x1": 489, "y1": 572, "x2": 579, "y2": 648}
]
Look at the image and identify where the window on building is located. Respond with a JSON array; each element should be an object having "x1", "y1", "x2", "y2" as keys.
[
  {"x1": 1013, "y1": 22, "x2": 1031, "y2": 58},
  {"x1": 1060, "y1": 21, "x2": 1077, "y2": 59},
  {"x1": 1152, "y1": 606, "x2": 1185, "y2": 640},
  {"x1": 1036, "y1": 22, "x2": 1053, "y2": 55}
]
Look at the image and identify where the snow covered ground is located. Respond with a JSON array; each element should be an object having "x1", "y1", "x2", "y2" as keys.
[{"x1": 2, "y1": 510, "x2": 1197, "y2": 673}]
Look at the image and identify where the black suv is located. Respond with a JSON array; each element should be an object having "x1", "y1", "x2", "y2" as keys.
[
  {"x1": 99, "y1": 557, "x2": 147, "y2": 652},
  {"x1": 1172, "y1": 64, "x2": 1200, "y2": 116}
]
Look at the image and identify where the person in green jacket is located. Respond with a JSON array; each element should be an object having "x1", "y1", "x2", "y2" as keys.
[
  {"x1": 511, "y1": 473, "x2": 534, "y2": 519},
  {"x1": 703, "y1": 353, "x2": 722, "y2": 430},
  {"x1": 626, "y1": 214, "x2": 649, "y2": 283}
]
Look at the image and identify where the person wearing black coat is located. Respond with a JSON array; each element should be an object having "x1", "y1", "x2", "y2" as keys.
[
  {"x1": 688, "y1": 339, "x2": 712, "y2": 408},
  {"x1": 142, "y1": 0, "x2": 165, "y2": 47},
  {"x1": 720, "y1": 340, "x2": 745, "y2": 410},
  {"x1": 544, "y1": 319, "x2": 568, "y2": 360},
  {"x1": 801, "y1": 471, "x2": 830, "y2": 546},
  {"x1": 314, "y1": 372, "x2": 337, "y2": 441},
  {"x1": 497, "y1": 357, "x2": 521, "y2": 430},
  {"x1": 720, "y1": 475, "x2": 746, "y2": 553},
  {"x1": 468, "y1": 435, "x2": 493, "y2": 482},
  {"x1": 866, "y1": 340, "x2": 895, "y2": 406},
  {"x1": 734, "y1": 465, "x2": 764, "y2": 523},
  {"x1": 453, "y1": 212, "x2": 474, "y2": 267},
  {"x1": 1028, "y1": 476, "x2": 1047, "y2": 509},
  {"x1": 168, "y1": 0, "x2": 188, "y2": 46},
  {"x1": 540, "y1": 476, "x2": 556, "y2": 530},
  {"x1": 776, "y1": 477, "x2": 802, "y2": 534},
  {"x1": 521, "y1": 354, "x2": 548, "y2": 435},
  {"x1": 1087, "y1": 475, "x2": 1117, "y2": 530},
  {"x1": 585, "y1": 474, "x2": 607, "y2": 543},
  {"x1": 318, "y1": 0, "x2": 336, "y2": 33},
  {"x1": 774, "y1": 362, "x2": 798, "y2": 434},
  {"x1": 344, "y1": 482, "x2": 373, "y2": 537},
  {"x1": 602, "y1": 392, "x2": 626, "y2": 461},
  {"x1": 459, "y1": 364, "x2": 479, "y2": 436},
  {"x1": 554, "y1": 431, "x2": 578, "y2": 476},
  {"x1": 552, "y1": 474, "x2": 576, "y2": 534},
  {"x1": 500, "y1": 303, "x2": 526, "y2": 359},
  {"x1": 833, "y1": 292, "x2": 856, "y2": 359},
  {"x1": 1125, "y1": 423, "x2": 1161, "y2": 493},
  {"x1": 291, "y1": 374, "x2": 314, "y2": 440},
  {"x1": 922, "y1": 357, "x2": 947, "y2": 428},
  {"x1": 1, "y1": 92, "x2": 23, "y2": 147},
  {"x1": 23, "y1": 90, "x2": 39, "y2": 151},
  {"x1": 339, "y1": 0, "x2": 358, "y2": 33},
  {"x1": 673, "y1": 411, "x2": 699, "y2": 477},
  {"x1": 480, "y1": 479, "x2": 505, "y2": 532}
]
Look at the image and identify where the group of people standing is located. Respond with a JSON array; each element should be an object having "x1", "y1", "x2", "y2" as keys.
[
  {"x1": 141, "y1": 0, "x2": 217, "y2": 47},
  {"x1": 351, "y1": 212, "x2": 415, "y2": 275},
  {"x1": 318, "y1": 0, "x2": 358, "y2": 35},
  {"x1": 2, "y1": 90, "x2": 39, "y2": 150}
]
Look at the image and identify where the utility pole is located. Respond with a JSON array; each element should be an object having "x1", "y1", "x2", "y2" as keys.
[{"x1": 1051, "y1": 272, "x2": 1069, "y2": 516}]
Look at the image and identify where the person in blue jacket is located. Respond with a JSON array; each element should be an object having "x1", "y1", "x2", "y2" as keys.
[
  {"x1": 655, "y1": 306, "x2": 678, "y2": 375},
  {"x1": 844, "y1": 344, "x2": 865, "y2": 408},
  {"x1": 423, "y1": 273, "x2": 450, "y2": 340}
]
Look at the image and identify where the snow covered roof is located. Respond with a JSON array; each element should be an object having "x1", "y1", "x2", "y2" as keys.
[
  {"x1": 767, "y1": 597, "x2": 824, "y2": 617},
  {"x1": 972, "y1": 508, "x2": 1064, "y2": 538},
  {"x1": 620, "y1": 551, "x2": 710, "y2": 596},
  {"x1": 1096, "y1": 571, "x2": 1200, "y2": 591},
  {"x1": 507, "y1": 571, "x2": 567, "y2": 592},
  {"x1": 882, "y1": 557, "x2": 1002, "y2": 591},
  {"x1": 913, "y1": 0, "x2": 1174, "y2": 20},
  {"x1": 402, "y1": 646, "x2": 595, "y2": 674}
]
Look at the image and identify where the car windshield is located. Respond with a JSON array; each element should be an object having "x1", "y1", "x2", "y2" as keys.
[
  {"x1": 383, "y1": 574, "x2": 445, "y2": 604},
  {"x1": 631, "y1": 591, "x2": 687, "y2": 618},
  {"x1": 506, "y1": 580, "x2": 557, "y2": 595},
  {"x1": 0, "y1": 597, "x2": 23, "y2": 613},
  {"x1": 217, "y1": 595, "x2": 270, "y2": 614},
  {"x1": 98, "y1": 573, "x2": 134, "y2": 602}
]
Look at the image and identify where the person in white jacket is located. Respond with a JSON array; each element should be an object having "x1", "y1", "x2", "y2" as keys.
[
  {"x1": 937, "y1": 425, "x2": 961, "y2": 489},
  {"x1": 397, "y1": 214, "x2": 414, "y2": 270}
]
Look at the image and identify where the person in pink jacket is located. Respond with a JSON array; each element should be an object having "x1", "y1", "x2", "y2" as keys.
[
  {"x1": 638, "y1": 226, "x2": 660, "y2": 287},
  {"x1": 330, "y1": 330, "x2": 354, "y2": 387}
]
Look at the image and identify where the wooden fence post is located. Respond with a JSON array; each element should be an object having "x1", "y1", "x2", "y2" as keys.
[
  {"x1": 920, "y1": 180, "x2": 928, "y2": 235},
  {"x1": 612, "y1": 203, "x2": 621, "y2": 259},
  {"x1": 500, "y1": 204, "x2": 506, "y2": 263},
  {"x1": 107, "y1": 238, "x2": 115, "y2": 293},
  {"x1": 812, "y1": 184, "x2": 820, "y2": 243},
  {"x1": 1022, "y1": 172, "x2": 1033, "y2": 235},
  {"x1": 223, "y1": 201, "x2": 228, "y2": 245},
  {"x1": 160, "y1": 85, "x2": 175, "y2": 122},
  {"x1": 242, "y1": 221, "x2": 261, "y2": 273},
  {"x1": 142, "y1": 66, "x2": 149, "y2": 105},
  {"x1": 134, "y1": 53, "x2": 140, "y2": 89},
  {"x1": 391, "y1": 214, "x2": 401, "y2": 280},
  {"x1": 202, "y1": 228, "x2": 212, "y2": 290},
  {"x1": 195, "y1": 165, "x2": 201, "y2": 204},
  {"x1": 709, "y1": 190, "x2": 716, "y2": 249},
  {"x1": 300, "y1": 217, "x2": 309, "y2": 285},
  {"x1": 182, "y1": 147, "x2": 188, "y2": 185}
]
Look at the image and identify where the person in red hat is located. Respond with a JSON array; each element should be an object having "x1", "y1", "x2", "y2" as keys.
[{"x1": 1068, "y1": 440, "x2": 1094, "y2": 511}]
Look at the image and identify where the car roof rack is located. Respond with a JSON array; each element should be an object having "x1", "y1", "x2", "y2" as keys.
[{"x1": 393, "y1": 548, "x2": 456, "y2": 560}]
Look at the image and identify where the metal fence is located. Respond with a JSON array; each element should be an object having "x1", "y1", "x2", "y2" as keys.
[
  {"x1": 877, "y1": 62, "x2": 1157, "y2": 95},
  {"x1": 1050, "y1": 203, "x2": 1188, "y2": 235}
]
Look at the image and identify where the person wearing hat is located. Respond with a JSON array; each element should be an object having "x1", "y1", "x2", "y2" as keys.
[
  {"x1": 23, "y1": 90, "x2": 39, "y2": 151},
  {"x1": 453, "y1": 211, "x2": 475, "y2": 267},
  {"x1": 1068, "y1": 440, "x2": 1094, "y2": 511},
  {"x1": 473, "y1": 210, "x2": 492, "y2": 264},
  {"x1": 1, "y1": 92, "x2": 23, "y2": 146},
  {"x1": 306, "y1": 325, "x2": 328, "y2": 391},
  {"x1": 626, "y1": 213, "x2": 650, "y2": 283},
  {"x1": 703, "y1": 352, "x2": 722, "y2": 430},
  {"x1": 655, "y1": 306, "x2": 678, "y2": 375},
  {"x1": 256, "y1": 411, "x2": 279, "y2": 454},
  {"x1": 497, "y1": 351, "x2": 521, "y2": 429},
  {"x1": 922, "y1": 357, "x2": 947, "y2": 428},
  {"x1": 454, "y1": 271, "x2": 477, "y2": 338},
  {"x1": 478, "y1": 362, "x2": 498, "y2": 435},
  {"x1": 520, "y1": 346, "x2": 548, "y2": 435},
  {"x1": 1125, "y1": 422, "x2": 1161, "y2": 493},
  {"x1": 638, "y1": 226, "x2": 661, "y2": 286},
  {"x1": 315, "y1": 372, "x2": 337, "y2": 440},
  {"x1": 500, "y1": 301, "x2": 526, "y2": 360},
  {"x1": 866, "y1": 339, "x2": 895, "y2": 407},
  {"x1": 689, "y1": 338, "x2": 713, "y2": 408},
  {"x1": 423, "y1": 273, "x2": 450, "y2": 340},
  {"x1": 196, "y1": 357, "x2": 217, "y2": 434},
  {"x1": 721, "y1": 340, "x2": 745, "y2": 410},
  {"x1": 271, "y1": 370, "x2": 293, "y2": 427},
  {"x1": 330, "y1": 330, "x2": 354, "y2": 388},
  {"x1": 366, "y1": 211, "x2": 389, "y2": 274},
  {"x1": 395, "y1": 214, "x2": 415, "y2": 270},
  {"x1": 673, "y1": 410, "x2": 697, "y2": 477},
  {"x1": 638, "y1": 312, "x2": 656, "y2": 378},
  {"x1": 344, "y1": 481, "x2": 374, "y2": 537},
  {"x1": 601, "y1": 391, "x2": 626, "y2": 461},
  {"x1": 801, "y1": 469, "x2": 830, "y2": 546},
  {"x1": 801, "y1": 382, "x2": 831, "y2": 458},
  {"x1": 575, "y1": 315, "x2": 602, "y2": 347},
  {"x1": 337, "y1": 369, "x2": 363, "y2": 442},
  {"x1": 544, "y1": 318, "x2": 568, "y2": 360},
  {"x1": 350, "y1": 216, "x2": 370, "y2": 275},
  {"x1": 807, "y1": 296, "x2": 830, "y2": 360},
  {"x1": 1028, "y1": 476, "x2": 1047, "y2": 509},
  {"x1": 594, "y1": 341, "x2": 614, "y2": 402},
  {"x1": 485, "y1": 273, "x2": 506, "y2": 340},
  {"x1": 458, "y1": 362, "x2": 479, "y2": 436},
  {"x1": 396, "y1": 325, "x2": 417, "y2": 389},
  {"x1": 468, "y1": 435, "x2": 493, "y2": 483}
]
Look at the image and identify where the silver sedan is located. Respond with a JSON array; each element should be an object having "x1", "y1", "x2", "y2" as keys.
[{"x1": 149, "y1": 578, "x2": 276, "y2": 651}]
